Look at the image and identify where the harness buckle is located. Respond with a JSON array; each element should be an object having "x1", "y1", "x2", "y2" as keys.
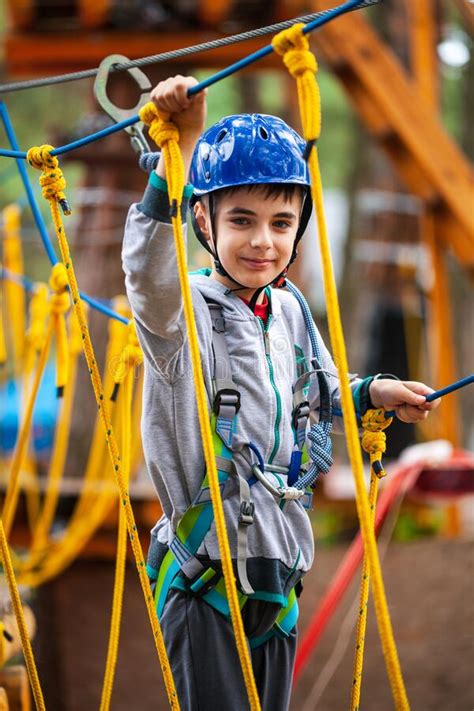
[
  {"x1": 292, "y1": 401, "x2": 310, "y2": 430},
  {"x1": 238, "y1": 501, "x2": 255, "y2": 526},
  {"x1": 213, "y1": 388, "x2": 241, "y2": 416}
]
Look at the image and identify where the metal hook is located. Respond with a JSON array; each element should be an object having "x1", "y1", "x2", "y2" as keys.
[{"x1": 94, "y1": 54, "x2": 152, "y2": 155}]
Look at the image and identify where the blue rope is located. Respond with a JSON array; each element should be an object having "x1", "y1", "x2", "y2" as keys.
[
  {"x1": 285, "y1": 280, "x2": 333, "y2": 489},
  {"x1": 0, "y1": 102, "x2": 129, "y2": 325},
  {"x1": 286, "y1": 280, "x2": 324, "y2": 362},
  {"x1": 0, "y1": 0, "x2": 369, "y2": 160}
]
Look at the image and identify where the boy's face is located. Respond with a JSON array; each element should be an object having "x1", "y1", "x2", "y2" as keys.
[{"x1": 195, "y1": 186, "x2": 303, "y2": 300}]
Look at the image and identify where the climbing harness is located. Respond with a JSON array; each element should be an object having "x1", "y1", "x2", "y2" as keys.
[{"x1": 150, "y1": 283, "x2": 333, "y2": 652}]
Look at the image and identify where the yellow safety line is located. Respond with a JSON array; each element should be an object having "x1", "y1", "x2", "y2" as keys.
[
  {"x1": 3, "y1": 318, "x2": 54, "y2": 539},
  {"x1": 0, "y1": 518, "x2": 46, "y2": 709},
  {"x1": 26, "y1": 145, "x2": 179, "y2": 710},
  {"x1": 272, "y1": 24, "x2": 410, "y2": 710},
  {"x1": 350, "y1": 408, "x2": 393, "y2": 710},
  {"x1": 100, "y1": 366, "x2": 134, "y2": 711},
  {"x1": 139, "y1": 104, "x2": 261, "y2": 711}
]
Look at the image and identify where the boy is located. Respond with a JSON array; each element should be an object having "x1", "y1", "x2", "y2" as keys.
[{"x1": 122, "y1": 75, "x2": 438, "y2": 710}]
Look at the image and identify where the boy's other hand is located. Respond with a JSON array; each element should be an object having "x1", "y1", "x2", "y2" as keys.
[
  {"x1": 149, "y1": 75, "x2": 207, "y2": 147},
  {"x1": 368, "y1": 379, "x2": 440, "y2": 424}
]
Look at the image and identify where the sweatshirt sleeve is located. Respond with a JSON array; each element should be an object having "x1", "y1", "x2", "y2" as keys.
[
  {"x1": 121, "y1": 173, "x2": 194, "y2": 359},
  {"x1": 306, "y1": 322, "x2": 362, "y2": 435}
]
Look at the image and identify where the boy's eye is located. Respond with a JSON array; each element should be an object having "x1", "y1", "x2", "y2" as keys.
[
  {"x1": 230, "y1": 217, "x2": 250, "y2": 225},
  {"x1": 273, "y1": 220, "x2": 291, "y2": 229}
]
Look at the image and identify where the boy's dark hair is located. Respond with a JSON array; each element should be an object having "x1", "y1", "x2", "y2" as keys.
[{"x1": 211, "y1": 183, "x2": 305, "y2": 206}]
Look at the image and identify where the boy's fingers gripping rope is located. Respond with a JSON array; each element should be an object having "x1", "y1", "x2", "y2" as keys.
[
  {"x1": 26, "y1": 145, "x2": 71, "y2": 215},
  {"x1": 139, "y1": 102, "x2": 185, "y2": 217}
]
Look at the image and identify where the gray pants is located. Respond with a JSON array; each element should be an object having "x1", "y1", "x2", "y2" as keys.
[{"x1": 160, "y1": 589, "x2": 297, "y2": 711}]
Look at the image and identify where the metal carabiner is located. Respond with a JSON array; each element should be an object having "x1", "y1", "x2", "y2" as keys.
[{"x1": 94, "y1": 54, "x2": 152, "y2": 155}]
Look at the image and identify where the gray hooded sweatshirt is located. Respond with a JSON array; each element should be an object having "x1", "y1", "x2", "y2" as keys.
[{"x1": 122, "y1": 177, "x2": 357, "y2": 600}]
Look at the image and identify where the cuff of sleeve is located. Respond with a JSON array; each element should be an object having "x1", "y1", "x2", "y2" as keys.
[
  {"x1": 137, "y1": 172, "x2": 194, "y2": 223},
  {"x1": 352, "y1": 376, "x2": 375, "y2": 416}
]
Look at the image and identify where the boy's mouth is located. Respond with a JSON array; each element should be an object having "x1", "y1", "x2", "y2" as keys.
[{"x1": 241, "y1": 258, "x2": 275, "y2": 270}]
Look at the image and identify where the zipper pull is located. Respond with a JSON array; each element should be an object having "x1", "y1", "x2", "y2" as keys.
[{"x1": 263, "y1": 329, "x2": 270, "y2": 356}]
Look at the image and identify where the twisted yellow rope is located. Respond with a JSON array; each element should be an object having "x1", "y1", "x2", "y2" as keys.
[
  {"x1": 2, "y1": 204, "x2": 26, "y2": 366},
  {"x1": 18, "y1": 302, "x2": 130, "y2": 587},
  {"x1": 140, "y1": 103, "x2": 261, "y2": 711},
  {"x1": 351, "y1": 408, "x2": 393, "y2": 711},
  {"x1": 27, "y1": 145, "x2": 179, "y2": 710},
  {"x1": 2, "y1": 298, "x2": 53, "y2": 539},
  {"x1": 100, "y1": 325, "x2": 140, "y2": 711},
  {"x1": 22, "y1": 306, "x2": 84, "y2": 570},
  {"x1": 273, "y1": 24, "x2": 410, "y2": 711}
]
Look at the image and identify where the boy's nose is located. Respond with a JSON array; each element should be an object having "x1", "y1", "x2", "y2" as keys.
[{"x1": 250, "y1": 225, "x2": 273, "y2": 249}]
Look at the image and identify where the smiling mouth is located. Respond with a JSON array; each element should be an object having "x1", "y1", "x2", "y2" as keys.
[{"x1": 241, "y1": 258, "x2": 274, "y2": 268}]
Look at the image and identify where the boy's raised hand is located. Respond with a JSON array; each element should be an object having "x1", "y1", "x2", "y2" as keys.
[
  {"x1": 150, "y1": 75, "x2": 207, "y2": 181},
  {"x1": 150, "y1": 75, "x2": 207, "y2": 146},
  {"x1": 368, "y1": 379, "x2": 440, "y2": 423}
]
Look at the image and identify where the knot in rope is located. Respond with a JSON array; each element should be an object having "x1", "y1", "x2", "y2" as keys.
[
  {"x1": 361, "y1": 428, "x2": 387, "y2": 456},
  {"x1": 308, "y1": 421, "x2": 333, "y2": 473},
  {"x1": 272, "y1": 24, "x2": 317, "y2": 79},
  {"x1": 294, "y1": 421, "x2": 333, "y2": 489},
  {"x1": 139, "y1": 103, "x2": 180, "y2": 149},
  {"x1": 48, "y1": 264, "x2": 70, "y2": 315},
  {"x1": 26, "y1": 146, "x2": 71, "y2": 215},
  {"x1": 272, "y1": 23, "x2": 320, "y2": 143},
  {"x1": 361, "y1": 408, "x2": 393, "y2": 479}
]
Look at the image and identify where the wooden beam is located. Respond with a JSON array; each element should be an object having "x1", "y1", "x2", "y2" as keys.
[
  {"x1": 309, "y1": 0, "x2": 474, "y2": 268},
  {"x1": 78, "y1": 0, "x2": 112, "y2": 30}
]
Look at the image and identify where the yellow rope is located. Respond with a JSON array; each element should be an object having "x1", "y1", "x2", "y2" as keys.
[
  {"x1": 140, "y1": 103, "x2": 261, "y2": 711},
  {"x1": 18, "y1": 303, "x2": 129, "y2": 587},
  {"x1": 22, "y1": 306, "x2": 84, "y2": 569},
  {"x1": 2, "y1": 204, "x2": 26, "y2": 366},
  {"x1": 100, "y1": 328, "x2": 139, "y2": 711},
  {"x1": 26, "y1": 145, "x2": 179, "y2": 710},
  {"x1": 272, "y1": 24, "x2": 410, "y2": 711},
  {"x1": 350, "y1": 408, "x2": 393, "y2": 711},
  {"x1": 0, "y1": 518, "x2": 46, "y2": 709},
  {"x1": 0, "y1": 292, "x2": 7, "y2": 367},
  {"x1": 2, "y1": 314, "x2": 53, "y2": 539}
]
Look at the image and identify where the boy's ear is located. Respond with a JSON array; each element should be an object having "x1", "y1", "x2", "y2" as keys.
[{"x1": 193, "y1": 201, "x2": 211, "y2": 242}]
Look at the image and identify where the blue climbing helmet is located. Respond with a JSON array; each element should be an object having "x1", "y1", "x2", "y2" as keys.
[{"x1": 189, "y1": 113, "x2": 313, "y2": 287}]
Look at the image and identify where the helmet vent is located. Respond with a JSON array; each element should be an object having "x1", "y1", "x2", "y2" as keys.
[
  {"x1": 216, "y1": 129, "x2": 228, "y2": 143},
  {"x1": 258, "y1": 125, "x2": 269, "y2": 140}
]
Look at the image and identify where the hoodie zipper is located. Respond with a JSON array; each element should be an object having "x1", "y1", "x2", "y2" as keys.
[{"x1": 257, "y1": 315, "x2": 282, "y2": 464}]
